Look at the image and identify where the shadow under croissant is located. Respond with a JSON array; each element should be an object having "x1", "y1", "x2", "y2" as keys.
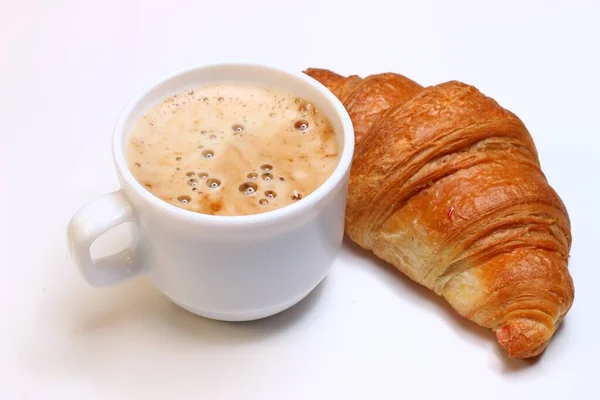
[
  {"x1": 342, "y1": 236, "x2": 552, "y2": 370},
  {"x1": 49, "y1": 242, "x2": 564, "y2": 374}
]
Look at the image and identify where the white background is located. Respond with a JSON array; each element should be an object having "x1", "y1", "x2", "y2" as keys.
[{"x1": 1, "y1": 0, "x2": 599, "y2": 399}]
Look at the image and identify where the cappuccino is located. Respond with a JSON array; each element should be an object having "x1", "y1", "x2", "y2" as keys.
[{"x1": 126, "y1": 84, "x2": 340, "y2": 216}]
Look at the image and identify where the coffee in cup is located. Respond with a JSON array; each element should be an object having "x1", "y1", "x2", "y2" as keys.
[{"x1": 127, "y1": 84, "x2": 340, "y2": 216}]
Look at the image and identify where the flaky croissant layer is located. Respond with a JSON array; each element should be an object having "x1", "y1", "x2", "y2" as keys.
[{"x1": 305, "y1": 68, "x2": 574, "y2": 358}]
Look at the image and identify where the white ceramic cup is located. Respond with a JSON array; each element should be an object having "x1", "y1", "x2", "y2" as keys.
[{"x1": 67, "y1": 63, "x2": 354, "y2": 321}]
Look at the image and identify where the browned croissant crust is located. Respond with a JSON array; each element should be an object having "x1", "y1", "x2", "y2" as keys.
[{"x1": 305, "y1": 68, "x2": 574, "y2": 358}]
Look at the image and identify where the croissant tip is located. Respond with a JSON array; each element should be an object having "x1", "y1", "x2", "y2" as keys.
[
  {"x1": 303, "y1": 67, "x2": 325, "y2": 75},
  {"x1": 496, "y1": 320, "x2": 551, "y2": 358}
]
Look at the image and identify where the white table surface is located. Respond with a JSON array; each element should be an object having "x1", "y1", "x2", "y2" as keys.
[{"x1": 1, "y1": 1, "x2": 599, "y2": 398}]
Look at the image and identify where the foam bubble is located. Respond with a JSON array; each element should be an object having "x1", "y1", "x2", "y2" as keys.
[
  {"x1": 177, "y1": 195, "x2": 191, "y2": 204},
  {"x1": 259, "y1": 198, "x2": 269, "y2": 206},
  {"x1": 298, "y1": 102, "x2": 312, "y2": 112},
  {"x1": 294, "y1": 120, "x2": 309, "y2": 131},
  {"x1": 186, "y1": 171, "x2": 195, "y2": 177},
  {"x1": 291, "y1": 191, "x2": 302, "y2": 200},
  {"x1": 261, "y1": 172, "x2": 273, "y2": 181},
  {"x1": 232, "y1": 124, "x2": 244, "y2": 133},
  {"x1": 207, "y1": 178, "x2": 221, "y2": 188},
  {"x1": 260, "y1": 164, "x2": 273, "y2": 171},
  {"x1": 239, "y1": 182, "x2": 258, "y2": 195},
  {"x1": 188, "y1": 178, "x2": 198, "y2": 187},
  {"x1": 202, "y1": 150, "x2": 214, "y2": 159},
  {"x1": 198, "y1": 172, "x2": 209, "y2": 179},
  {"x1": 247, "y1": 172, "x2": 258, "y2": 179},
  {"x1": 265, "y1": 190, "x2": 276, "y2": 198},
  {"x1": 134, "y1": 162, "x2": 141, "y2": 167}
]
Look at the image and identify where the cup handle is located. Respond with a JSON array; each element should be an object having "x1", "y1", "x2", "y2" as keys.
[{"x1": 67, "y1": 190, "x2": 143, "y2": 287}]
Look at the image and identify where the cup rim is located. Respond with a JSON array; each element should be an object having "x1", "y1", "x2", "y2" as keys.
[{"x1": 112, "y1": 62, "x2": 354, "y2": 226}]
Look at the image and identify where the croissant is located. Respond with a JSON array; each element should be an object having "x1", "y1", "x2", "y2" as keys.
[{"x1": 305, "y1": 68, "x2": 574, "y2": 358}]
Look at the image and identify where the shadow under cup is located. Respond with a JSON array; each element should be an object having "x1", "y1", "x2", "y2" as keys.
[{"x1": 107, "y1": 64, "x2": 355, "y2": 321}]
